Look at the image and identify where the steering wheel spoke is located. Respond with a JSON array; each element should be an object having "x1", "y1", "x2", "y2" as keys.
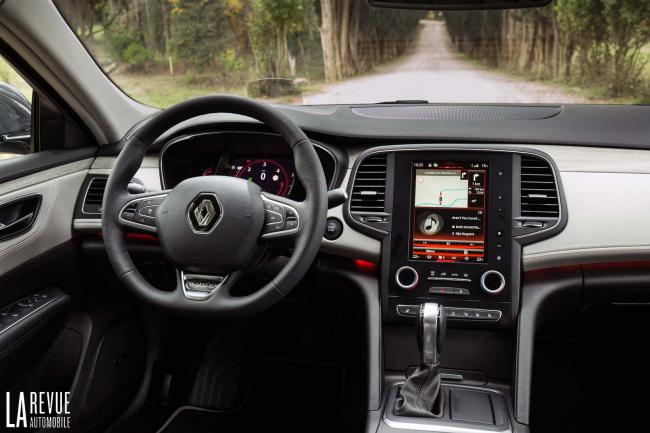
[
  {"x1": 260, "y1": 193, "x2": 302, "y2": 240},
  {"x1": 117, "y1": 191, "x2": 169, "y2": 233}
]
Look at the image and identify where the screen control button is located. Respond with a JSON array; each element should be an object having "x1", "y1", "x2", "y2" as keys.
[
  {"x1": 445, "y1": 308, "x2": 502, "y2": 322},
  {"x1": 428, "y1": 287, "x2": 470, "y2": 296},
  {"x1": 480, "y1": 270, "x2": 506, "y2": 294},
  {"x1": 396, "y1": 305, "x2": 419, "y2": 317},
  {"x1": 395, "y1": 266, "x2": 419, "y2": 289}
]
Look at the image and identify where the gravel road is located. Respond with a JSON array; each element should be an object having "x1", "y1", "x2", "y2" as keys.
[{"x1": 303, "y1": 20, "x2": 589, "y2": 104}]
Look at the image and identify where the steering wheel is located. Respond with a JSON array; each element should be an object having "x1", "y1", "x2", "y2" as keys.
[{"x1": 102, "y1": 95, "x2": 328, "y2": 318}]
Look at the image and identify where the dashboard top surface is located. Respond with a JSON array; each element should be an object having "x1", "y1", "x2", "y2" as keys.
[{"x1": 117, "y1": 104, "x2": 650, "y2": 156}]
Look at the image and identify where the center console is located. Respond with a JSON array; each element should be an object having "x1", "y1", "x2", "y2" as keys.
[
  {"x1": 345, "y1": 145, "x2": 565, "y2": 330},
  {"x1": 388, "y1": 150, "x2": 516, "y2": 327},
  {"x1": 345, "y1": 144, "x2": 566, "y2": 433}
]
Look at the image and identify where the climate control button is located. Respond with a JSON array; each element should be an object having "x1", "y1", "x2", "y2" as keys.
[
  {"x1": 480, "y1": 270, "x2": 506, "y2": 294},
  {"x1": 395, "y1": 266, "x2": 419, "y2": 290}
]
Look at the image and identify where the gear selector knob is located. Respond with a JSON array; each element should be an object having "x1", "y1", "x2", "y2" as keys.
[{"x1": 417, "y1": 303, "x2": 446, "y2": 365}]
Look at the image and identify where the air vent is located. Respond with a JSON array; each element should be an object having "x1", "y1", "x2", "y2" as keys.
[
  {"x1": 351, "y1": 154, "x2": 388, "y2": 213},
  {"x1": 520, "y1": 156, "x2": 559, "y2": 218},
  {"x1": 83, "y1": 177, "x2": 107, "y2": 214}
]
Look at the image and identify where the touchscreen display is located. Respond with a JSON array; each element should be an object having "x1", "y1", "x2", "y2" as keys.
[{"x1": 409, "y1": 161, "x2": 488, "y2": 263}]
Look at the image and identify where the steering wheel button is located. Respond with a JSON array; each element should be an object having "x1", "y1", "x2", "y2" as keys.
[
  {"x1": 141, "y1": 197, "x2": 164, "y2": 207},
  {"x1": 265, "y1": 222, "x2": 285, "y2": 233},
  {"x1": 264, "y1": 210, "x2": 284, "y2": 224},
  {"x1": 285, "y1": 220, "x2": 298, "y2": 230},
  {"x1": 121, "y1": 210, "x2": 135, "y2": 221},
  {"x1": 134, "y1": 215, "x2": 156, "y2": 227},
  {"x1": 138, "y1": 205, "x2": 158, "y2": 217}
]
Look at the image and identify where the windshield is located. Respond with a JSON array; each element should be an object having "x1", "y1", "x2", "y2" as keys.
[{"x1": 55, "y1": 1, "x2": 650, "y2": 107}]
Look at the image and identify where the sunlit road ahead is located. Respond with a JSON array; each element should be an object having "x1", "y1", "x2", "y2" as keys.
[{"x1": 304, "y1": 20, "x2": 588, "y2": 104}]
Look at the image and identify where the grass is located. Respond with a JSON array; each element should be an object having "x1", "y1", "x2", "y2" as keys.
[
  {"x1": 0, "y1": 56, "x2": 32, "y2": 100},
  {"x1": 110, "y1": 71, "x2": 248, "y2": 108}
]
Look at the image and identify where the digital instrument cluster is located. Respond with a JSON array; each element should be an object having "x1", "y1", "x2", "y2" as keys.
[{"x1": 201, "y1": 157, "x2": 296, "y2": 197}]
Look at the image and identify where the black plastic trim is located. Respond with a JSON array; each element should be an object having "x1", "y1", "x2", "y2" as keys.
[
  {"x1": 319, "y1": 257, "x2": 383, "y2": 411},
  {"x1": 514, "y1": 266, "x2": 582, "y2": 425}
]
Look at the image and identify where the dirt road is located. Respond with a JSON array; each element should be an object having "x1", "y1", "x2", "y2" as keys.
[{"x1": 303, "y1": 20, "x2": 589, "y2": 105}]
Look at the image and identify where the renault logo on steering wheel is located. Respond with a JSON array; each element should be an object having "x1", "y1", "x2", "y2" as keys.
[{"x1": 188, "y1": 193, "x2": 222, "y2": 233}]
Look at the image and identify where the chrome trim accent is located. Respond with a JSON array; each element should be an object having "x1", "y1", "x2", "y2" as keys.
[
  {"x1": 260, "y1": 195, "x2": 300, "y2": 239},
  {"x1": 421, "y1": 303, "x2": 440, "y2": 365},
  {"x1": 480, "y1": 270, "x2": 506, "y2": 294},
  {"x1": 181, "y1": 271, "x2": 228, "y2": 301},
  {"x1": 440, "y1": 373, "x2": 463, "y2": 381},
  {"x1": 159, "y1": 130, "x2": 337, "y2": 191},
  {"x1": 395, "y1": 266, "x2": 419, "y2": 289},
  {"x1": 187, "y1": 193, "x2": 223, "y2": 235},
  {"x1": 73, "y1": 218, "x2": 102, "y2": 232},
  {"x1": 347, "y1": 145, "x2": 563, "y2": 238},
  {"x1": 118, "y1": 193, "x2": 169, "y2": 233}
]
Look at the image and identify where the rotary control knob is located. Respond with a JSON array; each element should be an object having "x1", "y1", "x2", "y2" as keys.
[
  {"x1": 480, "y1": 270, "x2": 506, "y2": 294},
  {"x1": 395, "y1": 266, "x2": 419, "y2": 290}
]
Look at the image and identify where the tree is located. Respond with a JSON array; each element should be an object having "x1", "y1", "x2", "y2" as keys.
[
  {"x1": 168, "y1": 0, "x2": 230, "y2": 71},
  {"x1": 319, "y1": 0, "x2": 422, "y2": 82},
  {"x1": 248, "y1": 0, "x2": 314, "y2": 78},
  {"x1": 444, "y1": 0, "x2": 650, "y2": 98}
]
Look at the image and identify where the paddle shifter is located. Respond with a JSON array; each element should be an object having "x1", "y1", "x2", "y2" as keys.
[{"x1": 394, "y1": 303, "x2": 446, "y2": 418}]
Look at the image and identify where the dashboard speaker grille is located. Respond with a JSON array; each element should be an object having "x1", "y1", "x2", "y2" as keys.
[
  {"x1": 520, "y1": 156, "x2": 559, "y2": 218},
  {"x1": 83, "y1": 177, "x2": 107, "y2": 214},
  {"x1": 351, "y1": 105, "x2": 561, "y2": 120},
  {"x1": 351, "y1": 154, "x2": 388, "y2": 213}
]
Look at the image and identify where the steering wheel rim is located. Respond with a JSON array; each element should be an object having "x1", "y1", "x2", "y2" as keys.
[{"x1": 102, "y1": 95, "x2": 328, "y2": 318}]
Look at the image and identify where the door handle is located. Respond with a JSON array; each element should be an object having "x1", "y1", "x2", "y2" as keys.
[
  {"x1": 0, "y1": 212, "x2": 34, "y2": 233},
  {"x1": 0, "y1": 195, "x2": 41, "y2": 241}
]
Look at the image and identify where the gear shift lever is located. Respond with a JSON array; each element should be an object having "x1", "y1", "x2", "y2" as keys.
[
  {"x1": 394, "y1": 303, "x2": 446, "y2": 418},
  {"x1": 418, "y1": 303, "x2": 445, "y2": 365}
]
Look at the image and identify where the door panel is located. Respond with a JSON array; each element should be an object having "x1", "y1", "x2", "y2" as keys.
[{"x1": 0, "y1": 158, "x2": 91, "y2": 275}]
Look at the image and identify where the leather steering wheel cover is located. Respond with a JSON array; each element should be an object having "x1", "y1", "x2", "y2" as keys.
[{"x1": 102, "y1": 95, "x2": 327, "y2": 318}]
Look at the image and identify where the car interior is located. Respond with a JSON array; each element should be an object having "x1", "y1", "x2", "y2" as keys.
[{"x1": 2, "y1": 0, "x2": 650, "y2": 432}]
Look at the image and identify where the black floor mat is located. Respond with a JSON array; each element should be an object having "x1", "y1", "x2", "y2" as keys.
[{"x1": 159, "y1": 358, "x2": 350, "y2": 433}]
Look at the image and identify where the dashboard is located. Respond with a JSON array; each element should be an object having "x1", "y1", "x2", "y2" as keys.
[{"x1": 71, "y1": 107, "x2": 650, "y2": 321}]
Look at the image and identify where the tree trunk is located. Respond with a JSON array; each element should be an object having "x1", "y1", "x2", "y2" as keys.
[
  {"x1": 319, "y1": 0, "x2": 338, "y2": 82},
  {"x1": 338, "y1": 0, "x2": 351, "y2": 77}
]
